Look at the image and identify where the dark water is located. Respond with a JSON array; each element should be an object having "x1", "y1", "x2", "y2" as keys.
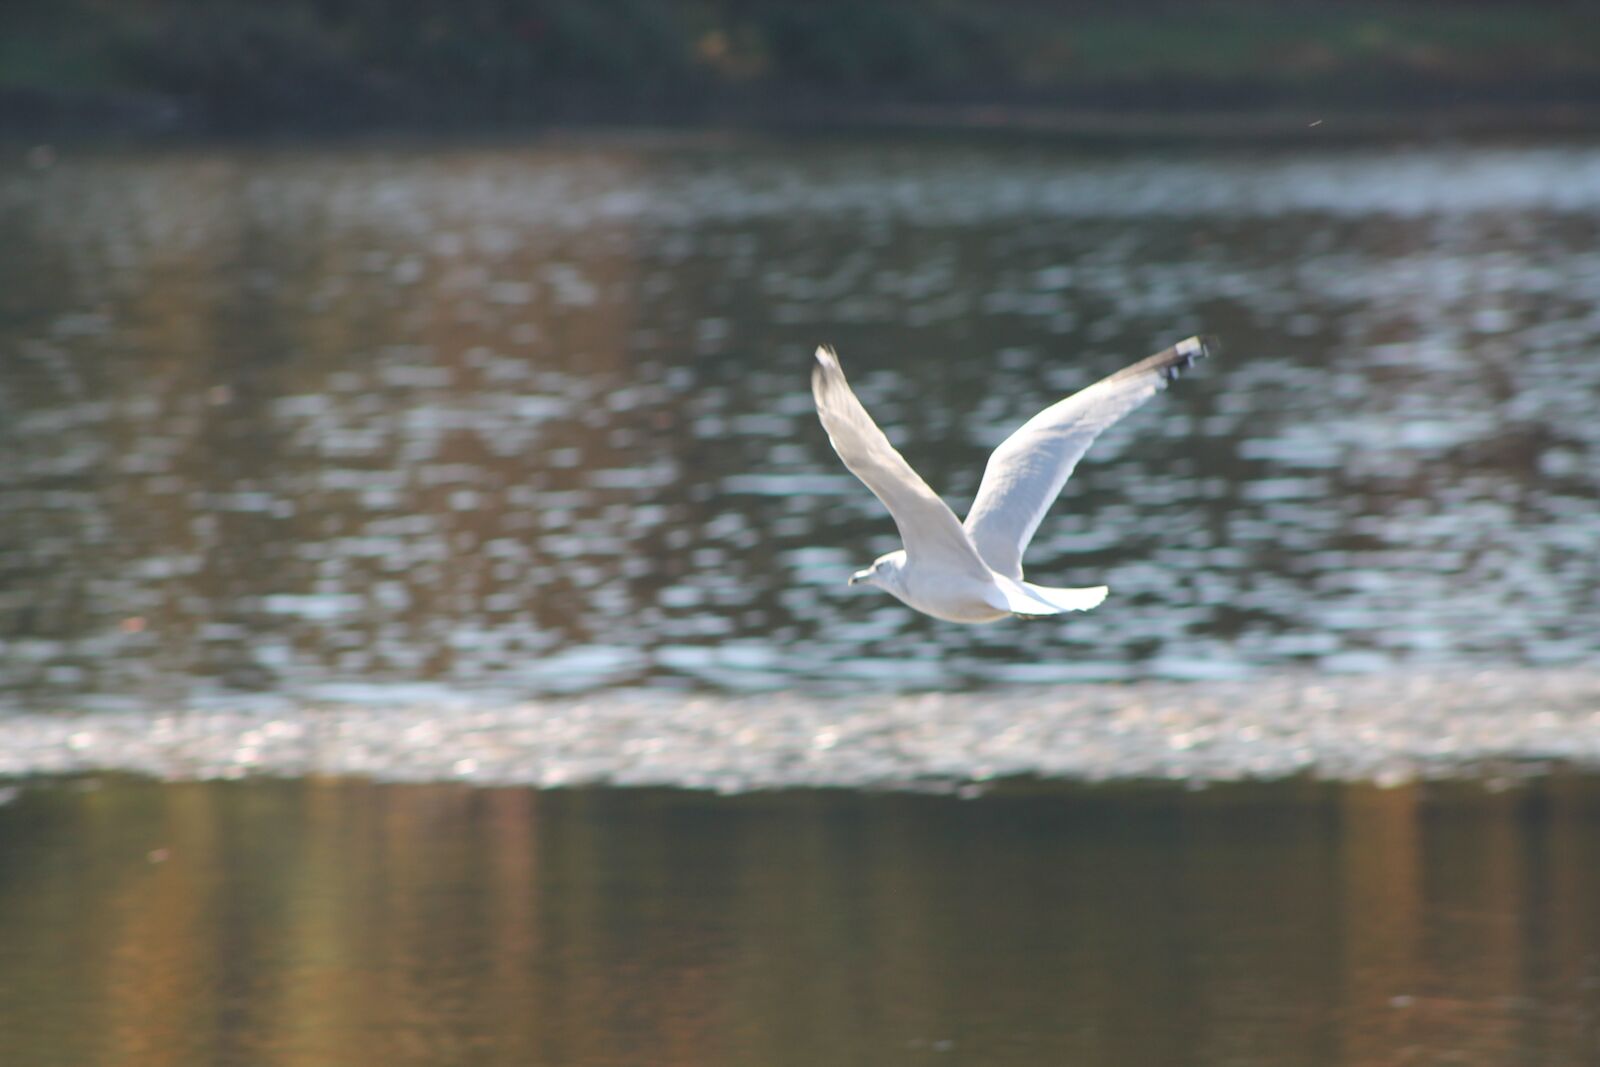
[
  {"x1": 1, "y1": 776, "x2": 1598, "y2": 1066},
  {"x1": 3, "y1": 138, "x2": 1600, "y2": 707}
]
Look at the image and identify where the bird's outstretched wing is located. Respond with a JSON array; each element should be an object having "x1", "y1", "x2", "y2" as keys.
[
  {"x1": 811, "y1": 347, "x2": 994, "y2": 580},
  {"x1": 963, "y1": 336, "x2": 1214, "y2": 579}
]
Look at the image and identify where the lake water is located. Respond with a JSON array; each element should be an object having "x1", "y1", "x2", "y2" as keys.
[
  {"x1": 2, "y1": 775, "x2": 1599, "y2": 1067},
  {"x1": 4, "y1": 135, "x2": 1600, "y2": 1066},
  {"x1": 3, "y1": 136, "x2": 1600, "y2": 707}
]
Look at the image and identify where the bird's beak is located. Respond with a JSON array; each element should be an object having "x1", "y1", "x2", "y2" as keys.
[{"x1": 848, "y1": 569, "x2": 872, "y2": 585}]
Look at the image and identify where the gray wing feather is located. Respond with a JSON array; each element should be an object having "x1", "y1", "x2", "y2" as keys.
[
  {"x1": 963, "y1": 336, "x2": 1213, "y2": 579},
  {"x1": 811, "y1": 347, "x2": 994, "y2": 579}
]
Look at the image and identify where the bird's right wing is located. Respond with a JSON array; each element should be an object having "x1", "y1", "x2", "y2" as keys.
[
  {"x1": 811, "y1": 347, "x2": 993, "y2": 580},
  {"x1": 964, "y1": 336, "x2": 1214, "y2": 579}
]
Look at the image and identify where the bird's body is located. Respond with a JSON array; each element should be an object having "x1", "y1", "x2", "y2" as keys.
[
  {"x1": 859, "y1": 551, "x2": 1011, "y2": 624},
  {"x1": 812, "y1": 338, "x2": 1212, "y2": 623},
  {"x1": 849, "y1": 549, "x2": 1109, "y2": 623}
]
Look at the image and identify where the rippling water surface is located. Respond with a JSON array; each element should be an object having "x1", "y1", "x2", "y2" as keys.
[
  {"x1": 3, "y1": 138, "x2": 1600, "y2": 705},
  {"x1": 5, "y1": 140, "x2": 1600, "y2": 1066}
]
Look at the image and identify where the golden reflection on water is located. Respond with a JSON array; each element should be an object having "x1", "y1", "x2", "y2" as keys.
[
  {"x1": 0, "y1": 777, "x2": 1597, "y2": 1066},
  {"x1": 3, "y1": 147, "x2": 668, "y2": 701}
]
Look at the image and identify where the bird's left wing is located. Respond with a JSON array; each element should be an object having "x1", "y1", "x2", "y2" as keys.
[
  {"x1": 811, "y1": 347, "x2": 993, "y2": 580},
  {"x1": 964, "y1": 336, "x2": 1214, "y2": 579}
]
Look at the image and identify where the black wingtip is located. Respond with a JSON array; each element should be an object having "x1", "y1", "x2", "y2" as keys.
[
  {"x1": 1159, "y1": 335, "x2": 1219, "y2": 384},
  {"x1": 1107, "y1": 335, "x2": 1220, "y2": 388}
]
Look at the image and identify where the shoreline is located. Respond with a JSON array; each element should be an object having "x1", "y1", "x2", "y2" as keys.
[{"x1": 5, "y1": 85, "x2": 1600, "y2": 147}]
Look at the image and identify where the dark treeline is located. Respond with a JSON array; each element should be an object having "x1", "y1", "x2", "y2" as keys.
[{"x1": 4, "y1": 0, "x2": 1600, "y2": 133}]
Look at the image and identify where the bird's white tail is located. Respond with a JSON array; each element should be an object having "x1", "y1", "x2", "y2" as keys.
[
  {"x1": 1020, "y1": 582, "x2": 1108, "y2": 613},
  {"x1": 988, "y1": 576, "x2": 1108, "y2": 617}
]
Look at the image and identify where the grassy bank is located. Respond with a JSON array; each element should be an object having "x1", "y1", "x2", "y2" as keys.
[{"x1": 4, "y1": 1, "x2": 1600, "y2": 135}]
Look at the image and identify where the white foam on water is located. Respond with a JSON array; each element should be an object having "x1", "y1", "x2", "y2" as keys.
[{"x1": 3, "y1": 669, "x2": 1598, "y2": 792}]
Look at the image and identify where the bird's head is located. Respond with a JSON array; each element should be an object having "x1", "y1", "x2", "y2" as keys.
[{"x1": 849, "y1": 551, "x2": 906, "y2": 591}]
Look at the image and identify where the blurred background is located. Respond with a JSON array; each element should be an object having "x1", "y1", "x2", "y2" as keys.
[
  {"x1": 4, "y1": 0, "x2": 1600, "y2": 134},
  {"x1": 3, "y1": 4, "x2": 1600, "y2": 1066},
  {"x1": 4, "y1": 137, "x2": 1600, "y2": 703},
  {"x1": 4, "y1": 2, "x2": 1600, "y2": 704}
]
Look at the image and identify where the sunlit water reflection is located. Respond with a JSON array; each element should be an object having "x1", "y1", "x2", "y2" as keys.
[
  {"x1": 3, "y1": 138, "x2": 1600, "y2": 707},
  {"x1": 2, "y1": 776, "x2": 1598, "y2": 1067}
]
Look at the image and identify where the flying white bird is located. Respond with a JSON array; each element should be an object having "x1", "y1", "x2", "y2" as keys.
[{"x1": 812, "y1": 337, "x2": 1213, "y2": 623}]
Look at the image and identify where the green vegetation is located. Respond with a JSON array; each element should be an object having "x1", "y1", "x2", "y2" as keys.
[{"x1": 3, "y1": 0, "x2": 1599, "y2": 132}]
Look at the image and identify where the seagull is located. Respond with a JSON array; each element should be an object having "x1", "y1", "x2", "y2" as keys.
[{"x1": 811, "y1": 337, "x2": 1213, "y2": 623}]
